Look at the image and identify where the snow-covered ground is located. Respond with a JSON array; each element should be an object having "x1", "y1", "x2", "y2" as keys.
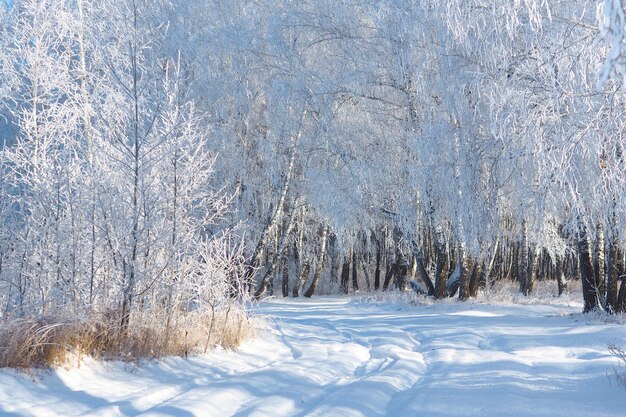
[{"x1": 1, "y1": 296, "x2": 625, "y2": 417}]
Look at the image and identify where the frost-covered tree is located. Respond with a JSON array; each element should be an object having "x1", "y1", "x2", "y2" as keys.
[{"x1": 0, "y1": 0, "x2": 247, "y2": 345}]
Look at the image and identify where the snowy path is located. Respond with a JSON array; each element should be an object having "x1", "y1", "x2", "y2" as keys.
[{"x1": 1, "y1": 297, "x2": 625, "y2": 417}]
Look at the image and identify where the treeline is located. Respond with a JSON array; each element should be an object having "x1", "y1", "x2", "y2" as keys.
[
  {"x1": 0, "y1": 0, "x2": 625, "y2": 340},
  {"x1": 258, "y1": 215, "x2": 626, "y2": 314}
]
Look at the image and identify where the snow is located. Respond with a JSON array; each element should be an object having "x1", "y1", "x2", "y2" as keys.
[{"x1": 1, "y1": 297, "x2": 625, "y2": 417}]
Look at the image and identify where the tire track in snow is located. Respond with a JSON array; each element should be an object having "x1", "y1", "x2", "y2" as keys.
[{"x1": 257, "y1": 299, "x2": 428, "y2": 417}]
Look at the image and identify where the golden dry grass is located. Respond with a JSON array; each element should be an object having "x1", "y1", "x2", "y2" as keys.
[{"x1": 0, "y1": 307, "x2": 252, "y2": 369}]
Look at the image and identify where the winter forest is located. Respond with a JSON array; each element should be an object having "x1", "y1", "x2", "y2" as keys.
[{"x1": 1, "y1": 0, "x2": 626, "y2": 415}]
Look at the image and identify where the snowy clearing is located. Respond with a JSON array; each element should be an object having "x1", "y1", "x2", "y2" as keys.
[{"x1": 1, "y1": 297, "x2": 625, "y2": 417}]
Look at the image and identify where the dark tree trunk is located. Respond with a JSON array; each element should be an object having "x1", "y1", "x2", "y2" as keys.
[
  {"x1": 512, "y1": 242, "x2": 520, "y2": 284},
  {"x1": 382, "y1": 265, "x2": 393, "y2": 291},
  {"x1": 607, "y1": 240, "x2": 619, "y2": 312},
  {"x1": 329, "y1": 234, "x2": 339, "y2": 287},
  {"x1": 525, "y1": 247, "x2": 536, "y2": 295},
  {"x1": 434, "y1": 244, "x2": 448, "y2": 299},
  {"x1": 340, "y1": 251, "x2": 351, "y2": 294},
  {"x1": 595, "y1": 223, "x2": 606, "y2": 307},
  {"x1": 519, "y1": 222, "x2": 530, "y2": 295},
  {"x1": 556, "y1": 256, "x2": 567, "y2": 297},
  {"x1": 578, "y1": 227, "x2": 599, "y2": 312},
  {"x1": 416, "y1": 254, "x2": 435, "y2": 296},
  {"x1": 469, "y1": 262, "x2": 480, "y2": 298},
  {"x1": 351, "y1": 253, "x2": 359, "y2": 291},
  {"x1": 374, "y1": 241, "x2": 382, "y2": 290},
  {"x1": 614, "y1": 235, "x2": 626, "y2": 313},
  {"x1": 281, "y1": 256, "x2": 289, "y2": 298},
  {"x1": 362, "y1": 255, "x2": 372, "y2": 292}
]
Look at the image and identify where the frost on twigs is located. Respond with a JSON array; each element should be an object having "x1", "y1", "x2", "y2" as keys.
[
  {"x1": 597, "y1": 0, "x2": 626, "y2": 87},
  {"x1": 608, "y1": 343, "x2": 626, "y2": 388}
]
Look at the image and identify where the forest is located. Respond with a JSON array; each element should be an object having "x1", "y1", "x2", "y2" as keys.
[{"x1": 1, "y1": 0, "x2": 626, "y2": 368}]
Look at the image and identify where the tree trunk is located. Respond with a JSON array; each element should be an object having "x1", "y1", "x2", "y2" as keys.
[
  {"x1": 329, "y1": 233, "x2": 339, "y2": 288},
  {"x1": 415, "y1": 254, "x2": 435, "y2": 296},
  {"x1": 469, "y1": 262, "x2": 480, "y2": 298},
  {"x1": 525, "y1": 246, "x2": 536, "y2": 295},
  {"x1": 292, "y1": 261, "x2": 310, "y2": 297},
  {"x1": 351, "y1": 252, "x2": 359, "y2": 292},
  {"x1": 281, "y1": 255, "x2": 289, "y2": 298},
  {"x1": 458, "y1": 242, "x2": 471, "y2": 300},
  {"x1": 382, "y1": 264, "x2": 394, "y2": 291},
  {"x1": 434, "y1": 237, "x2": 448, "y2": 299},
  {"x1": 122, "y1": 6, "x2": 143, "y2": 330},
  {"x1": 578, "y1": 226, "x2": 600, "y2": 312},
  {"x1": 254, "y1": 203, "x2": 298, "y2": 299},
  {"x1": 120, "y1": 284, "x2": 133, "y2": 331},
  {"x1": 458, "y1": 257, "x2": 473, "y2": 300},
  {"x1": 340, "y1": 251, "x2": 351, "y2": 294},
  {"x1": 595, "y1": 223, "x2": 606, "y2": 307},
  {"x1": 512, "y1": 242, "x2": 520, "y2": 284},
  {"x1": 374, "y1": 239, "x2": 382, "y2": 290},
  {"x1": 395, "y1": 255, "x2": 409, "y2": 291},
  {"x1": 362, "y1": 255, "x2": 372, "y2": 292},
  {"x1": 245, "y1": 110, "x2": 306, "y2": 293},
  {"x1": 607, "y1": 240, "x2": 619, "y2": 312},
  {"x1": 304, "y1": 225, "x2": 329, "y2": 298},
  {"x1": 519, "y1": 222, "x2": 530, "y2": 295},
  {"x1": 556, "y1": 256, "x2": 567, "y2": 297}
]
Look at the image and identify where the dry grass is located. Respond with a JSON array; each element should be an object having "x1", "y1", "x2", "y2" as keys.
[
  {"x1": 609, "y1": 343, "x2": 626, "y2": 389},
  {"x1": 0, "y1": 307, "x2": 253, "y2": 370}
]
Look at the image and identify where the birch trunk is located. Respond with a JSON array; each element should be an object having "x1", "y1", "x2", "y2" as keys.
[
  {"x1": 292, "y1": 261, "x2": 310, "y2": 298},
  {"x1": 607, "y1": 233, "x2": 619, "y2": 311},
  {"x1": 578, "y1": 226, "x2": 600, "y2": 312},
  {"x1": 595, "y1": 223, "x2": 606, "y2": 306},
  {"x1": 253, "y1": 202, "x2": 299, "y2": 299},
  {"x1": 246, "y1": 109, "x2": 307, "y2": 289},
  {"x1": 519, "y1": 221, "x2": 530, "y2": 295},
  {"x1": 304, "y1": 225, "x2": 329, "y2": 298}
]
